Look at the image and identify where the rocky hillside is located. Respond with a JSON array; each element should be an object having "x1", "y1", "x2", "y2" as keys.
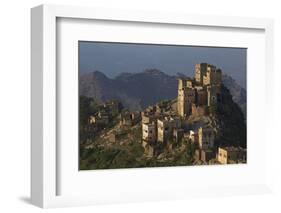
[
  {"x1": 212, "y1": 84, "x2": 247, "y2": 148},
  {"x1": 79, "y1": 70, "x2": 246, "y2": 116},
  {"x1": 222, "y1": 74, "x2": 246, "y2": 117}
]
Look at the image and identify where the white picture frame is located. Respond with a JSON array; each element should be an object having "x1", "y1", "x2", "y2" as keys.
[{"x1": 31, "y1": 4, "x2": 274, "y2": 208}]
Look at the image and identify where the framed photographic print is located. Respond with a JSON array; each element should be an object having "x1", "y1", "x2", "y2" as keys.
[
  {"x1": 31, "y1": 4, "x2": 274, "y2": 208},
  {"x1": 78, "y1": 41, "x2": 247, "y2": 170}
]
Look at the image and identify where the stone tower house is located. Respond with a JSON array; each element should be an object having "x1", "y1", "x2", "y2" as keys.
[
  {"x1": 178, "y1": 63, "x2": 222, "y2": 117},
  {"x1": 177, "y1": 78, "x2": 195, "y2": 117},
  {"x1": 195, "y1": 63, "x2": 222, "y2": 106},
  {"x1": 195, "y1": 63, "x2": 221, "y2": 86}
]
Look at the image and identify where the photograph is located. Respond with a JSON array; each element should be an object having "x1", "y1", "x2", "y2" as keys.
[{"x1": 78, "y1": 41, "x2": 247, "y2": 170}]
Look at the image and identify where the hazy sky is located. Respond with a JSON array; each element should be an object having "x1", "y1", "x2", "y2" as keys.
[{"x1": 79, "y1": 41, "x2": 247, "y2": 88}]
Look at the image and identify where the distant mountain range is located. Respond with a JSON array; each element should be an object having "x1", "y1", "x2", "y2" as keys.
[{"x1": 79, "y1": 69, "x2": 246, "y2": 116}]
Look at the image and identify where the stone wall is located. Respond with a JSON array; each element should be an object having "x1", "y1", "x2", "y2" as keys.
[{"x1": 192, "y1": 104, "x2": 207, "y2": 117}]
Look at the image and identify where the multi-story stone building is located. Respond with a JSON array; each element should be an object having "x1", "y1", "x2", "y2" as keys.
[
  {"x1": 194, "y1": 86, "x2": 207, "y2": 106},
  {"x1": 195, "y1": 63, "x2": 221, "y2": 86},
  {"x1": 203, "y1": 68, "x2": 222, "y2": 86},
  {"x1": 157, "y1": 117, "x2": 181, "y2": 143},
  {"x1": 198, "y1": 127, "x2": 215, "y2": 150},
  {"x1": 192, "y1": 126, "x2": 216, "y2": 163},
  {"x1": 195, "y1": 149, "x2": 215, "y2": 162},
  {"x1": 217, "y1": 146, "x2": 246, "y2": 164},
  {"x1": 191, "y1": 104, "x2": 207, "y2": 117},
  {"x1": 142, "y1": 122, "x2": 157, "y2": 143},
  {"x1": 177, "y1": 63, "x2": 222, "y2": 117},
  {"x1": 120, "y1": 111, "x2": 141, "y2": 127},
  {"x1": 177, "y1": 78, "x2": 196, "y2": 117},
  {"x1": 141, "y1": 63, "x2": 226, "y2": 158},
  {"x1": 195, "y1": 63, "x2": 209, "y2": 85}
]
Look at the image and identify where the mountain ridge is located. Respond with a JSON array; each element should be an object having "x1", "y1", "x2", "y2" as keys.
[{"x1": 79, "y1": 69, "x2": 246, "y2": 116}]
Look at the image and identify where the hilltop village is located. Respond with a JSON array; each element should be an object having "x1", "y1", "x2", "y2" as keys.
[{"x1": 80, "y1": 63, "x2": 246, "y2": 169}]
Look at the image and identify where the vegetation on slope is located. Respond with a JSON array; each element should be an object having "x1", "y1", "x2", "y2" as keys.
[{"x1": 211, "y1": 85, "x2": 247, "y2": 148}]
